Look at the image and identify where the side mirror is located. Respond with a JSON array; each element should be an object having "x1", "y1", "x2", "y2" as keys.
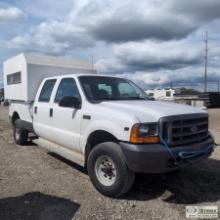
[{"x1": 59, "y1": 96, "x2": 81, "y2": 109}]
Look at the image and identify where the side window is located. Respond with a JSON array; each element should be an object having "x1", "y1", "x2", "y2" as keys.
[
  {"x1": 7, "y1": 72, "x2": 21, "y2": 85},
  {"x1": 55, "y1": 78, "x2": 80, "y2": 103},
  {"x1": 38, "y1": 79, "x2": 56, "y2": 102},
  {"x1": 166, "y1": 91, "x2": 171, "y2": 97},
  {"x1": 97, "y1": 83, "x2": 112, "y2": 96},
  {"x1": 118, "y1": 82, "x2": 137, "y2": 96}
]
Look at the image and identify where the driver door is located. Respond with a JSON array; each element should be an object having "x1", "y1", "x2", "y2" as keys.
[{"x1": 50, "y1": 77, "x2": 82, "y2": 151}]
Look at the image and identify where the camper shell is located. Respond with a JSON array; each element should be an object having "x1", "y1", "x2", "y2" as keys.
[{"x1": 3, "y1": 53, "x2": 96, "y2": 102}]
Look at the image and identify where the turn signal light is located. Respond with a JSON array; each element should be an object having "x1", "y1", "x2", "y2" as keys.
[{"x1": 130, "y1": 124, "x2": 160, "y2": 144}]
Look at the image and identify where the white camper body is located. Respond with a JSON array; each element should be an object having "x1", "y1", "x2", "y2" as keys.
[
  {"x1": 4, "y1": 53, "x2": 96, "y2": 102},
  {"x1": 4, "y1": 53, "x2": 96, "y2": 122}
]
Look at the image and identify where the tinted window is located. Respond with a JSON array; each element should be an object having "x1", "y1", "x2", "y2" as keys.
[
  {"x1": 55, "y1": 78, "x2": 80, "y2": 103},
  {"x1": 79, "y1": 76, "x2": 148, "y2": 102},
  {"x1": 39, "y1": 79, "x2": 56, "y2": 102},
  {"x1": 98, "y1": 84, "x2": 112, "y2": 96},
  {"x1": 7, "y1": 72, "x2": 21, "y2": 85},
  {"x1": 118, "y1": 82, "x2": 137, "y2": 97}
]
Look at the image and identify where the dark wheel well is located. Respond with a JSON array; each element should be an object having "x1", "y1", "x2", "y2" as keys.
[
  {"x1": 12, "y1": 112, "x2": 20, "y2": 125},
  {"x1": 85, "y1": 130, "x2": 118, "y2": 165}
]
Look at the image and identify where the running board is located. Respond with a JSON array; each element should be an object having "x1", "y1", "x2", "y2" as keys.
[{"x1": 33, "y1": 138, "x2": 84, "y2": 167}]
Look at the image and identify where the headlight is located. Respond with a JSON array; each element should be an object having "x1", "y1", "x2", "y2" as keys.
[{"x1": 130, "y1": 123, "x2": 160, "y2": 144}]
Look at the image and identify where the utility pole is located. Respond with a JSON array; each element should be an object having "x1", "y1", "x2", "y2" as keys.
[
  {"x1": 91, "y1": 55, "x2": 94, "y2": 70},
  {"x1": 204, "y1": 31, "x2": 208, "y2": 93},
  {"x1": 170, "y1": 81, "x2": 173, "y2": 88}
]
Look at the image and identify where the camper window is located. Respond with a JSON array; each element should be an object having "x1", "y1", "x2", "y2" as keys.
[{"x1": 7, "y1": 72, "x2": 21, "y2": 85}]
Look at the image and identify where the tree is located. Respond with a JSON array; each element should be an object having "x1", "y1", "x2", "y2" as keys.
[{"x1": 179, "y1": 87, "x2": 200, "y2": 95}]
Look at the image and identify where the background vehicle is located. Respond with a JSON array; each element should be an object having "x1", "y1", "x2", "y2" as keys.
[{"x1": 4, "y1": 53, "x2": 215, "y2": 197}]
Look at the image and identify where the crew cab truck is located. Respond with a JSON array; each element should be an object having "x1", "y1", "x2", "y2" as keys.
[{"x1": 4, "y1": 53, "x2": 215, "y2": 197}]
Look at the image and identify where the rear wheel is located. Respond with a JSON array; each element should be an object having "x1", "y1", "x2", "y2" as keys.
[
  {"x1": 13, "y1": 119, "x2": 28, "y2": 145},
  {"x1": 87, "y1": 142, "x2": 135, "y2": 197}
]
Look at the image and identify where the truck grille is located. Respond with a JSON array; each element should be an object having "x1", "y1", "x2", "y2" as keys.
[{"x1": 160, "y1": 114, "x2": 209, "y2": 146}]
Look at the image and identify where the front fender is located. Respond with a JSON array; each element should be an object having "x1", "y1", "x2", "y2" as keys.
[{"x1": 80, "y1": 119, "x2": 131, "y2": 153}]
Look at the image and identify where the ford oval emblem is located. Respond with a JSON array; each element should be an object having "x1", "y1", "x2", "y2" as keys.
[{"x1": 191, "y1": 126, "x2": 198, "y2": 133}]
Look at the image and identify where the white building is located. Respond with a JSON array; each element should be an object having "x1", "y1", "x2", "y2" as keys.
[{"x1": 145, "y1": 88, "x2": 176, "y2": 101}]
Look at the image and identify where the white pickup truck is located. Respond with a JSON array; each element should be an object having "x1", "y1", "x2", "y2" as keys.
[{"x1": 4, "y1": 54, "x2": 215, "y2": 197}]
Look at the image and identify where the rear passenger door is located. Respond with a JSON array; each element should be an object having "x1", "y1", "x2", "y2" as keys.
[
  {"x1": 50, "y1": 77, "x2": 82, "y2": 151},
  {"x1": 33, "y1": 79, "x2": 56, "y2": 141}
]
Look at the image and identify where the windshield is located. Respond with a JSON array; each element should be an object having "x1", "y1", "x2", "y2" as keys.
[{"x1": 79, "y1": 76, "x2": 148, "y2": 102}]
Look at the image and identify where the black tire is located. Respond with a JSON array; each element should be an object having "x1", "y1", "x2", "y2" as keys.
[
  {"x1": 87, "y1": 142, "x2": 135, "y2": 197},
  {"x1": 13, "y1": 119, "x2": 28, "y2": 145}
]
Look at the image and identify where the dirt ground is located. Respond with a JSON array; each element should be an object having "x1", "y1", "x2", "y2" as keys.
[{"x1": 0, "y1": 106, "x2": 220, "y2": 220}]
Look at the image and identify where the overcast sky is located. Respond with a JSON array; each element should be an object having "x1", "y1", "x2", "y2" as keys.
[{"x1": 0, "y1": 0, "x2": 220, "y2": 91}]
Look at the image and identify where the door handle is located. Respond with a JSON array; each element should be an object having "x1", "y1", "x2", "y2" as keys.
[
  {"x1": 34, "y1": 106, "x2": 37, "y2": 114},
  {"x1": 49, "y1": 108, "x2": 53, "y2": 117}
]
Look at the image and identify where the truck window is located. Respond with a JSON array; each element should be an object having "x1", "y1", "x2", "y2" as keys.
[
  {"x1": 38, "y1": 79, "x2": 56, "y2": 102},
  {"x1": 118, "y1": 82, "x2": 138, "y2": 97},
  {"x1": 98, "y1": 84, "x2": 112, "y2": 96},
  {"x1": 79, "y1": 76, "x2": 148, "y2": 102},
  {"x1": 54, "y1": 78, "x2": 80, "y2": 103}
]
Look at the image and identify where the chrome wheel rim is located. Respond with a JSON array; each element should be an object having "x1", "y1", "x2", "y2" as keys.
[{"x1": 95, "y1": 155, "x2": 117, "y2": 186}]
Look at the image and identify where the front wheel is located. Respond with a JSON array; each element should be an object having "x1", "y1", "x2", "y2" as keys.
[
  {"x1": 13, "y1": 119, "x2": 28, "y2": 145},
  {"x1": 87, "y1": 142, "x2": 135, "y2": 197}
]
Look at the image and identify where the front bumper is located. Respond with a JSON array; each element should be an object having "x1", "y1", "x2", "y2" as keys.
[{"x1": 120, "y1": 137, "x2": 215, "y2": 173}]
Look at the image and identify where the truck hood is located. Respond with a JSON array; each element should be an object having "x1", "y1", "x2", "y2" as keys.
[{"x1": 99, "y1": 100, "x2": 206, "y2": 122}]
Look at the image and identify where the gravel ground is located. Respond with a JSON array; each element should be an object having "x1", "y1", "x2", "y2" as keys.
[{"x1": 0, "y1": 106, "x2": 220, "y2": 220}]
